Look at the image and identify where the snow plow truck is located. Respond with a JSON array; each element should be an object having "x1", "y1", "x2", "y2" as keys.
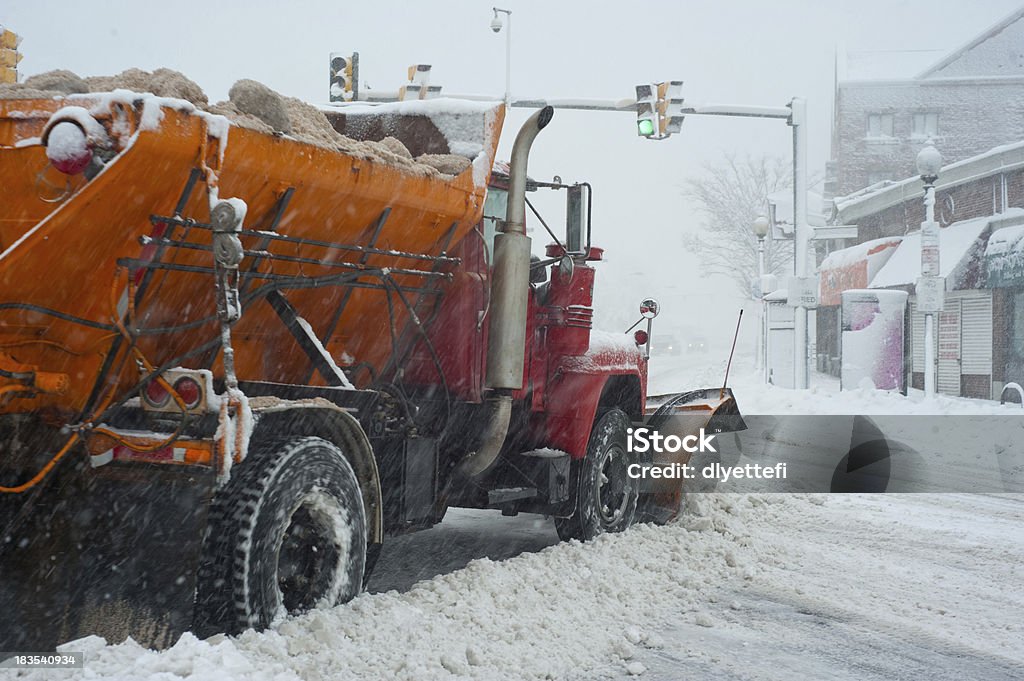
[{"x1": 0, "y1": 89, "x2": 743, "y2": 650}]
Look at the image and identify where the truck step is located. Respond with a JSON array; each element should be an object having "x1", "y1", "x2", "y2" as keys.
[{"x1": 486, "y1": 486, "x2": 538, "y2": 507}]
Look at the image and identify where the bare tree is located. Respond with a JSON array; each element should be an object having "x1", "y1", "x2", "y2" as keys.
[{"x1": 685, "y1": 154, "x2": 793, "y2": 297}]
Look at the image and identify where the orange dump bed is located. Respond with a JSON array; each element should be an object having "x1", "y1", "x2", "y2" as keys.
[{"x1": 0, "y1": 94, "x2": 505, "y2": 421}]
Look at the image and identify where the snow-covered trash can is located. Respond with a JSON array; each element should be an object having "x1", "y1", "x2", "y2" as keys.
[
  {"x1": 764, "y1": 290, "x2": 794, "y2": 388},
  {"x1": 841, "y1": 289, "x2": 908, "y2": 392}
]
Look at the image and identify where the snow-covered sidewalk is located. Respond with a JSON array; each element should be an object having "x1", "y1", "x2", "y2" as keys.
[{"x1": 649, "y1": 353, "x2": 1024, "y2": 415}]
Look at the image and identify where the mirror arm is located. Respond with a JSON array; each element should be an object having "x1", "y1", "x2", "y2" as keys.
[
  {"x1": 525, "y1": 195, "x2": 566, "y2": 254},
  {"x1": 530, "y1": 256, "x2": 561, "y2": 270}
]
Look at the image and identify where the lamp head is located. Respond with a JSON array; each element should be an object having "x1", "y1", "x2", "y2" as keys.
[
  {"x1": 916, "y1": 139, "x2": 942, "y2": 183},
  {"x1": 752, "y1": 215, "x2": 770, "y2": 238}
]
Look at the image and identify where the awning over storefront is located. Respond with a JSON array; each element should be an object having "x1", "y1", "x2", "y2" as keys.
[
  {"x1": 818, "y1": 237, "x2": 902, "y2": 306},
  {"x1": 984, "y1": 223, "x2": 1024, "y2": 288},
  {"x1": 870, "y1": 216, "x2": 991, "y2": 291}
]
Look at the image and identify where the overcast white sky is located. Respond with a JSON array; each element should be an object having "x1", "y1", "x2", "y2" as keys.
[{"x1": 4, "y1": 0, "x2": 1022, "y2": 339}]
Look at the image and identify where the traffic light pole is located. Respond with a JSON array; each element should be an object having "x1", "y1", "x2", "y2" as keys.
[
  {"x1": 790, "y1": 97, "x2": 810, "y2": 390},
  {"x1": 511, "y1": 97, "x2": 811, "y2": 390}
]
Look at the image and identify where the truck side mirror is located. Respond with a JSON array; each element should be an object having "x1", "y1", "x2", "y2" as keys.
[
  {"x1": 565, "y1": 183, "x2": 591, "y2": 255},
  {"x1": 559, "y1": 254, "x2": 574, "y2": 281}
]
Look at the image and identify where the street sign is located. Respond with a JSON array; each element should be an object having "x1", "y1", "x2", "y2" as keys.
[
  {"x1": 921, "y1": 220, "x2": 940, "y2": 277},
  {"x1": 916, "y1": 276, "x2": 945, "y2": 313},
  {"x1": 787, "y1": 276, "x2": 818, "y2": 308},
  {"x1": 811, "y1": 225, "x2": 858, "y2": 240}
]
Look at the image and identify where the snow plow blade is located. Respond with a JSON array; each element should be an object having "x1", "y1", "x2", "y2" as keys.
[
  {"x1": 638, "y1": 388, "x2": 746, "y2": 524},
  {"x1": 0, "y1": 456, "x2": 214, "y2": 651}
]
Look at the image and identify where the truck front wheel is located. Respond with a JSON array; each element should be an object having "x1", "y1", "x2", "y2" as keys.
[
  {"x1": 555, "y1": 408, "x2": 639, "y2": 541},
  {"x1": 194, "y1": 436, "x2": 366, "y2": 635}
]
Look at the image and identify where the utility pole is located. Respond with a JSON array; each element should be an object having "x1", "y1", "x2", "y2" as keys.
[{"x1": 790, "y1": 97, "x2": 810, "y2": 389}]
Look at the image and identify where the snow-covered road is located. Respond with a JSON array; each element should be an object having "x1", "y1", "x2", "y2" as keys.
[
  {"x1": 606, "y1": 494, "x2": 1024, "y2": 680},
  {"x1": 10, "y1": 355, "x2": 1024, "y2": 680},
  {"x1": 21, "y1": 494, "x2": 1021, "y2": 681},
  {"x1": 362, "y1": 494, "x2": 1024, "y2": 681}
]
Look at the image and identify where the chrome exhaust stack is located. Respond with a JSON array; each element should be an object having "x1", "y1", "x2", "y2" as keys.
[
  {"x1": 459, "y1": 106, "x2": 553, "y2": 478},
  {"x1": 486, "y1": 105, "x2": 553, "y2": 390}
]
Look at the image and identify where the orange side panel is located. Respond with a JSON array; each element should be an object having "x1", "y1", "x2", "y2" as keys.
[{"x1": 0, "y1": 97, "x2": 505, "y2": 421}]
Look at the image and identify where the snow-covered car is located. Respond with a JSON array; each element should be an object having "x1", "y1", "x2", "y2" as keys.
[
  {"x1": 687, "y1": 334, "x2": 708, "y2": 353},
  {"x1": 655, "y1": 334, "x2": 682, "y2": 355}
]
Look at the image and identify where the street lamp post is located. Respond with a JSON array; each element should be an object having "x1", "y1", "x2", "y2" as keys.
[
  {"x1": 916, "y1": 140, "x2": 943, "y2": 399},
  {"x1": 753, "y1": 215, "x2": 769, "y2": 285},
  {"x1": 753, "y1": 215, "x2": 770, "y2": 380},
  {"x1": 490, "y1": 7, "x2": 512, "y2": 106}
]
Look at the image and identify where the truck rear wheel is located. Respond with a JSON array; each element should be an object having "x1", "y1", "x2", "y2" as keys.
[
  {"x1": 555, "y1": 408, "x2": 639, "y2": 541},
  {"x1": 194, "y1": 436, "x2": 366, "y2": 635}
]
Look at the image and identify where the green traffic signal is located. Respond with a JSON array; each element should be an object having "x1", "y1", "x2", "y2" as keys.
[{"x1": 637, "y1": 119, "x2": 655, "y2": 136}]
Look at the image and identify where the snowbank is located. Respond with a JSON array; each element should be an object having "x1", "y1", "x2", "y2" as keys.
[
  {"x1": 26, "y1": 492, "x2": 1023, "y2": 680},
  {"x1": 33, "y1": 495, "x2": 795, "y2": 681}
]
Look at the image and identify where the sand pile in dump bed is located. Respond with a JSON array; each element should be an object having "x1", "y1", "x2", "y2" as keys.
[
  {"x1": 227, "y1": 79, "x2": 292, "y2": 134},
  {"x1": 204, "y1": 100, "x2": 275, "y2": 134},
  {"x1": 0, "y1": 67, "x2": 207, "y2": 105},
  {"x1": 85, "y1": 68, "x2": 209, "y2": 106},
  {"x1": 1, "y1": 69, "x2": 476, "y2": 179},
  {"x1": 23, "y1": 69, "x2": 89, "y2": 94}
]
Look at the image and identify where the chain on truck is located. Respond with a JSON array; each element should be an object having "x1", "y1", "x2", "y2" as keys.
[{"x1": 0, "y1": 86, "x2": 743, "y2": 650}]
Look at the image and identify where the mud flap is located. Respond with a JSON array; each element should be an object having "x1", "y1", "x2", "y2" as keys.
[
  {"x1": 0, "y1": 457, "x2": 214, "y2": 651},
  {"x1": 637, "y1": 388, "x2": 746, "y2": 524}
]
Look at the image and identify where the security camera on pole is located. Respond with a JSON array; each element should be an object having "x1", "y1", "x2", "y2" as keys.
[
  {"x1": 916, "y1": 139, "x2": 943, "y2": 399},
  {"x1": 489, "y1": 7, "x2": 512, "y2": 106}
]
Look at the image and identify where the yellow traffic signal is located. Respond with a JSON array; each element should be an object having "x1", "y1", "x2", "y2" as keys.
[
  {"x1": 656, "y1": 82, "x2": 669, "y2": 136},
  {"x1": 0, "y1": 27, "x2": 21, "y2": 84},
  {"x1": 329, "y1": 52, "x2": 358, "y2": 102},
  {"x1": 0, "y1": 49, "x2": 22, "y2": 68},
  {"x1": 399, "y1": 64, "x2": 441, "y2": 101},
  {"x1": 654, "y1": 82, "x2": 687, "y2": 136},
  {"x1": 0, "y1": 28, "x2": 21, "y2": 49}
]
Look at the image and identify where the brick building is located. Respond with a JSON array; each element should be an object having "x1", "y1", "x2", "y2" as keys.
[
  {"x1": 819, "y1": 143, "x2": 1024, "y2": 400},
  {"x1": 829, "y1": 7, "x2": 1024, "y2": 198}
]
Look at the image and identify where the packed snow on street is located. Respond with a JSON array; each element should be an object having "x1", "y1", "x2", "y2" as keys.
[{"x1": 9, "y1": 353, "x2": 1020, "y2": 681}]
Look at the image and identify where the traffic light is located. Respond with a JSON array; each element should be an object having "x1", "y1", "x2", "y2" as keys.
[
  {"x1": 662, "y1": 80, "x2": 685, "y2": 135},
  {"x1": 0, "y1": 26, "x2": 22, "y2": 85},
  {"x1": 635, "y1": 84, "x2": 658, "y2": 137},
  {"x1": 329, "y1": 52, "x2": 358, "y2": 102},
  {"x1": 636, "y1": 81, "x2": 685, "y2": 139},
  {"x1": 399, "y1": 64, "x2": 441, "y2": 101}
]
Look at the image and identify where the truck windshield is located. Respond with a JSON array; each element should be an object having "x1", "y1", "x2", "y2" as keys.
[{"x1": 481, "y1": 187, "x2": 509, "y2": 264}]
